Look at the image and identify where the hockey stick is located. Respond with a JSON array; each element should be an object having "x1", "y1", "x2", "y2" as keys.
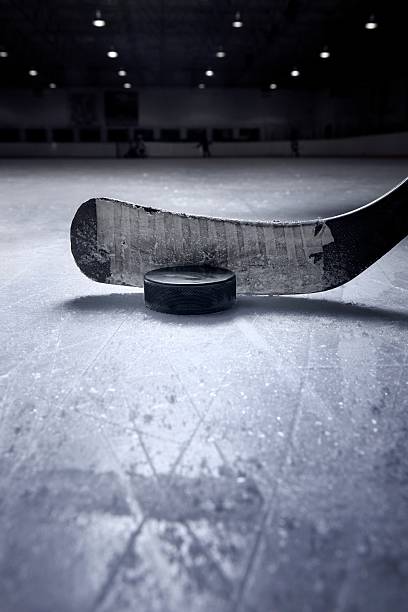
[{"x1": 71, "y1": 176, "x2": 408, "y2": 295}]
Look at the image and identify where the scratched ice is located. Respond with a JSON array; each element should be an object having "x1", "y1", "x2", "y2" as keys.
[{"x1": 1, "y1": 158, "x2": 408, "y2": 612}]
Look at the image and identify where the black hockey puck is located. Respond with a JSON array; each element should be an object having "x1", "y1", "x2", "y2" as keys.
[{"x1": 144, "y1": 265, "x2": 236, "y2": 315}]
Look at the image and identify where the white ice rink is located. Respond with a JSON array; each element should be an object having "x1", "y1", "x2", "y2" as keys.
[{"x1": 1, "y1": 158, "x2": 408, "y2": 612}]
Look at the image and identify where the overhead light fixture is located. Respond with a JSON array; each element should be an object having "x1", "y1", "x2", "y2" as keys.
[
  {"x1": 290, "y1": 68, "x2": 300, "y2": 77},
  {"x1": 198, "y1": 83, "x2": 206, "y2": 89},
  {"x1": 92, "y1": 9, "x2": 105, "y2": 27},
  {"x1": 205, "y1": 69, "x2": 214, "y2": 77},
  {"x1": 49, "y1": 82, "x2": 57, "y2": 89},
  {"x1": 107, "y1": 47, "x2": 118, "y2": 58},
  {"x1": 365, "y1": 14, "x2": 378, "y2": 29},
  {"x1": 216, "y1": 47, "x2": 226, "y2": 59},
  {"x1": 319, "y1": 46, "x2": 330, "y2": 59},
  {"x1": 123, "y1": 82, "x2": 132, "y2": 89},
  {"x1": 118, "y1": 69, "x2": 127, "y2": 77},
  {"x1": 232, "y1": 11, "x2": 243, "y2": 28},
  {"x1": 0, "y1": 49, "x2": 8, "y2": 58},
  {"x1": 269, "y1": 83, "x2": 277, "y2": 90},
  {"x1": 28, "y1": 69, "x2": 38, "y2": 76}
]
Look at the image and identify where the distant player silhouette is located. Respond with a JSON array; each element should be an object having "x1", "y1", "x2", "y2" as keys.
[
  {"x1": 197, "y1": 131, "x2": 212, "y2": 157},
  {"x1": 290, "y1": 127, "x2": 300, "y2": 158},
  {"x1": 125, "y1": 134, "x2": 147, "y2": 158}
]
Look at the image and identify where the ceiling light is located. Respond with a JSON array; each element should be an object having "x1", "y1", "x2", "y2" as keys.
[
  {"x1": 216, "y1": 47, "x2": 226, "y2": 59},
  {"x1": 93, "y1": 10, "x2": 105, "y2": 27},
  {"x1": 269, "y1": 83, "x2": 277, "y2": 90},
  {"x1": 107, "y1": 48, "x2": 118, "y2": 58},
  {"x1": 29, "y1": 69, "x2": 38, "y2": 76},
  {"x1": 365, "y1": 15, "x2": 378, "y2": 29},
  {"x1": 49, "y1": 82, "x2": 57, "y2": 89},
  {"x1": 0, "y1": 50, "x2": 8, "y2": 58},
  {"x1": 290, "y1": 68, "x2": 300, "y2": 77},
  {"x1": 232, "y1": 11, "x2": 243, "y2": 28},
  {"x1": 198, "y1": 83, "x2": 206, "y2": 89},
  {"x1": 320, "y1": 46, "x2": 330, "y2": 59},
  {"x1": 205, "y1": 69, "x2": 214, "y2": 77},
  {"x1": 123, "y1": 82, "x2": 132, "y2": 89},
  {"x1": 118, "y1": 69, "x2": 127, "y2": 77}
]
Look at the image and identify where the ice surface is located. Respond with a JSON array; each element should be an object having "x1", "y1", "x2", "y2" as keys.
[{"x1": 1, "y1": 158, "x2": 408, "y2": 612}]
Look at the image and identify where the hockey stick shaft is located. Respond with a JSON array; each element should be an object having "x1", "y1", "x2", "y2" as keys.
[{"x1": 71, "y1": 176, "x2": 408, "y2": 294}]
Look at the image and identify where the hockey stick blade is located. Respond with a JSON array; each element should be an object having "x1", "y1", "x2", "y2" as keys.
[{"x1": 71, "y1": 176, "x2": 408, "y2": 295}]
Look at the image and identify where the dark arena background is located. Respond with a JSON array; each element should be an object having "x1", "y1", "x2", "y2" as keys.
[{"x1": 1, "y1": 2, "x2": 408, "y2": 612}]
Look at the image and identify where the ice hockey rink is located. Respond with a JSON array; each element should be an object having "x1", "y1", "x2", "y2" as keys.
[{"x1": 1, "y1": 157, "x2": 408, "y2": 612}]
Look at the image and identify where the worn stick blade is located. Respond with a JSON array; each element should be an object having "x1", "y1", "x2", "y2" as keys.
[{"x1": 71, "y1": 177, "x2": 408, "y2": 295}]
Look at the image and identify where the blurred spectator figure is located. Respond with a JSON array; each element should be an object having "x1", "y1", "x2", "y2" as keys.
[
  {"x1": 125, "y1": 134, "x2": 147, "y2": 158},
  {"x1": 290, "y1": 126, "x2": 300, "y2": 158},
  {"x1": 196, "y1": 131, "x2": 212, "y2": 157}
]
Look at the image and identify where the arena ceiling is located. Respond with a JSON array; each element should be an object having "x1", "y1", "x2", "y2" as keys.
[{"x1": 0, "y1": 0, "x2": 405, "y2": 90}]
